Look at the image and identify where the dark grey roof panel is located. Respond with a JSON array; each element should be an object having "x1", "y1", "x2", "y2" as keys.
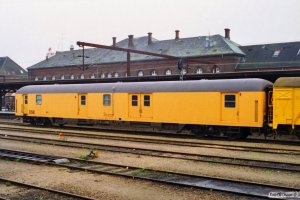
[
  {"x1": 28, "y1": 35, "x2": 245, "y2": 69},
  {"x1": 274, "y1": 77, "x2": 300, "y2": 87},
  {"x1": 17, "y1": 79, "x2": 272, "y2": 94},
  {"x1": 238, "y1": 42, "x2": 300, "y2": 70}
]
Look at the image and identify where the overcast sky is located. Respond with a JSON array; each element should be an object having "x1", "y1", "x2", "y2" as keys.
[{"x1": 0, "y1": 0, "x2": 299, "y2": 69}]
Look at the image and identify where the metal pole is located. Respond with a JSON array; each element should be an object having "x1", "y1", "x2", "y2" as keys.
[
  {"x1": 0, "y1": 90, "x2": 3, "y2": 111},
  {"x1": 82, "y1": 46, "x2": 85, "y2": 71},
  {"x1": 127, "y1": 52, "x2": 131, "y2": 77}
]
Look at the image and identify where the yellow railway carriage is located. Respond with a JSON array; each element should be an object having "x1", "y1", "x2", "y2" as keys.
[
  {"x1": 15, "y1": 79, "x2": 272, "y2": 139},
  {"x1": 272, "y1": 77, "x2": 300, "y2": 132}
]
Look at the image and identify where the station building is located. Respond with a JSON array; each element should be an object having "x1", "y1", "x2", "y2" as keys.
[
  {"x1": 23, "y1": 29, "x2": 300, "y2": 81},
  {"x1": 0, "y1": 57, "x2": 27, "y2": 110}
]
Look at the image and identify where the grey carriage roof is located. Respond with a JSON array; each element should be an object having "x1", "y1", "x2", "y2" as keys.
[
  {"x1": 17, "y1": 79, "x2": 272, "y2": 94},
  {"x1": 274, "y1": 77, "x2": 300, "y2": 87}
]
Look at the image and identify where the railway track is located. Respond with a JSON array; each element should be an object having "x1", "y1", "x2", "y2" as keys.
[
  {"x1": 1, "y1": 132, "x2": 300, "y2": 174},
  {"x1": 0, "y1": 177, "x2": 95, "y2": 200},
  {"x1": 0, "y1": 148, "x2": 299, "y2": 199},
  {"x1": 0, "y1": 124, "x2": 299, "y2": 156},
  {"x1": 0, "y1": 119, "x2": 299, "y2": 146}
]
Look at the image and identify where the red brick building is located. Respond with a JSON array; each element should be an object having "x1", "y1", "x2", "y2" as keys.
[
  {"x1": 28, "y1": 29, "x2": 245, "y2": 80},
  {"x1": 27, "y1": 29, "x2": 300, "y2": 80}
]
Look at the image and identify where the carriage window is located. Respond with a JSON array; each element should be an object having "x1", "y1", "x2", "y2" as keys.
[
  {"x1": 132, "y1": 95, "x2": 138, "y2": 106},
  {"x1": 103, "y1": 94, "x2": 111, "y2": 106},
  {"x1": 36, "y1": 95, "x2": 42, "y2": 105},
  {"x1": 144, "y1": 95, "x2": 150, "y2": 106},
  {"x1": 24, "y1": 95, "x2": 28, "y2": 104},
  {"x1": 224, "y1": 95, "x2": 236, "y2": 108},
  {"x1": 80, "y1": 95, "x2": 86, "y2": 105}
]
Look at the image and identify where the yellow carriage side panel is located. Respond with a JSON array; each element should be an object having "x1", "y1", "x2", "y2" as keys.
[
  {"x1": 273, "y1": 88, "x2": 300, "y2": 129},
  {"x1": 152, "y1": 91, "x2": 265, "y2": 127},
  {"x1": 35, "y1": 93, "x2": 79, "y2": 118}
]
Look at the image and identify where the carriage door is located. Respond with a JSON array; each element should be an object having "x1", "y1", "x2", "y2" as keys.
[
  {"x1": 129, "y1": 94, "x2": 140, "y2": 118},
  {"x1": 129, "y1": 94, "x2": 153, "y2": 119},
  {"x1": 78, "y1": 94, "x2": 87, "y2": 117},
  {"x1": 23, "y1": 95, "x2": 28, "y2": 115},
  {"x1": 141, "y1": 94, "x2": 152, "y2": 119},
  {"x1": 221, "y1": 93, "x2": 239, "y2": 122}
]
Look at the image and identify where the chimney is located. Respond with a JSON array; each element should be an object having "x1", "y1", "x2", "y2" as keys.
[
  {"x1": 175, "y1": 30, "x2": 180, "y2": 40},
  {"x1": 148, "y1": 32, "x2": 152, "y2": 45},
  {"x1": 112, "y1": 37, "x2": 117, "y2": 46},
  {"x1": 224, "y1": 28, "x2": 230, "y2": 40},
  {"x1": 128, "y1": 35, "x2": 134, "y2": 47}
]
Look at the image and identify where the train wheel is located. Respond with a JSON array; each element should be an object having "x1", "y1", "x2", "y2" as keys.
[
  {"x1": 296, "y1": 127, "x2": 300, "y2": 140},
  {"x1": 191, "y1": 126, "x2": 206, "y2": 138},
  {"x1": 228, "y1": 127, "x2": 250, "y2": 140}
]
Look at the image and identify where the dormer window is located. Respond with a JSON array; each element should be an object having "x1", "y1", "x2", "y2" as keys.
[{"x1": 273, "y1": 50, "x2": 281, "y2": 57}]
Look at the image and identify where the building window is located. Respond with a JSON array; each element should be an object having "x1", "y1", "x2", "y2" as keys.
[
  {"x1": 273, "y1": 50, "x2": 281, "y2": 57},
  {"x1": 91, "y1": 74, "x2": 95, "y2": 79},
  {"x1": 212, "y1": 67, "x2": 220, "y2": 73},
  {"x1": 80, "y1": 74, "x2": 85, "y2": 79},
  {"x1": 224, "y1": 95, "x2": 236, "y2": 108},
  {"x1": 61, "y1": 75, "x2": 65, "y2": 80},
  {"x1": 114, "y1": 72, "x2": 119, "y2": 78},
  {"x1": 297, "y1": 49, "x2": 300, "y2": 56},
  {"x1": 52, "y1": 76, "x2": 56, "y2": 80},
  {"x1": 165, "y1": 69, "x2": 172, "y2": 75},
  {"x1": 132, "y1": 95, "x2": 138, "y2": 106},
  {"x1": 103, "y1": 94, "x2": 111, "y2": 106},
  {"x1": 101, "y1": 73, "x2": 105, "y2": 78},
  {"x1": 125, "y1": 72, "x2": 128, "y2": 77},
  {"x1": 151, "y1": 70, "x2": 157, "y2": 76},
  {"x1": 70, "y1": 75, "x2": 74, "y2": 80},
  {"x1": 144, "y1": 95, "x2": 150, "y2": 106},
  {"x1": 196, "y1": 68, "x2": 203, "y2": 74},
  {"x1": 138, "y1": 71, "x2": 144, "y2": 77},
  {"x1": 34, "y1": 77, "x2": 39, "y2": 81},
  {"x1": 80, "y1": 95, "x2": 86, "y2": 105},
  {"x1": 36, "y1": 95, "x2": 42, "y2": 105},
  {"x1": 181, "y1": 69, "x2": 187, "y2": 74},
  {"x1": 24, "y1": 95, "x2": 28, "y2": 104},
  {"x1": 107, "y1": 73, "x2": 112, "y2": 78},
  {"x1": 43, "y1": 76, "x2": 47, "y2": 81}
]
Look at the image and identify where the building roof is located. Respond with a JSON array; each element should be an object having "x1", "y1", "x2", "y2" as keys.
[
  {"x1": 17, "y1": 78, "x2": 272, "y2": 94},
  {"x1": 0, "y1": 57, "x2": 27, "y2": 76},
  {"x1": 274, "y1": 77, "x2": 300, "y2": 87},
  {"x1": 28, "y1": 34, "x2": 245, "y2": 69},
  {"x1": 238, "y1": 41, "x2": 300, "y2": 70}
]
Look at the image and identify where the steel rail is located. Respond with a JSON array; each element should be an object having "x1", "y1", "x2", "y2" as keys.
[
  {"x1": 0, "y1": 177, "x2": 96, "y2": 200},
  {"x1": 0, "y1": 148, "x2": 299, "y2": 199},
  {"x1": 1, "y1": 133, "x2": 300, "y2": 173},
  {"x1": 0, "y1": 125, "x2": 299, "y2": 156},
  {"x1": 0, "y1": 119, "x2": 299, "y2": 146}
]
